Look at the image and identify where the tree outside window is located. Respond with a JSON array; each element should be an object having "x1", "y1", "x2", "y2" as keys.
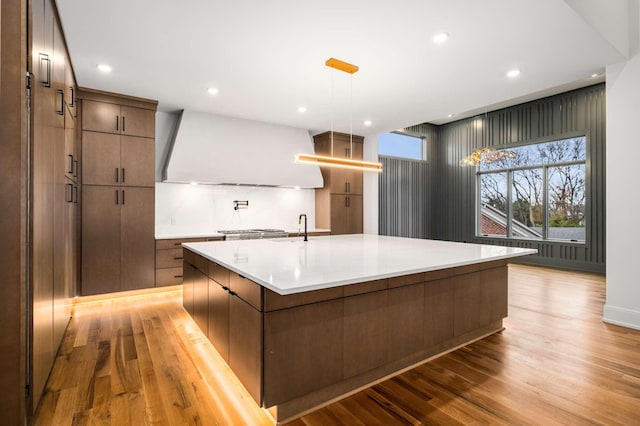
[{"x1": 477, "y1": 137, "x2": 586, "y2": 242}]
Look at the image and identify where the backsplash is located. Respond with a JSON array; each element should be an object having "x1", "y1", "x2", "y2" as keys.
[{"x1": 155, "y1": 182, "x2": 316, "y2": 237}]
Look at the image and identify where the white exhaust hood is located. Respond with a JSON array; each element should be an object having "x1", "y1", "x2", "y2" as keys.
[{"x1": 162, "y1": 110, "x2": 323, "y2": 188}]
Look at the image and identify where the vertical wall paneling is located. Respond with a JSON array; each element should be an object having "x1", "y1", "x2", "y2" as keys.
[
  {"x1": 378, "y1": 124, "x2": 437, "y2": 239},
  {"x1": 434, "y1": 84, "x2": 606, "y2": 273}
]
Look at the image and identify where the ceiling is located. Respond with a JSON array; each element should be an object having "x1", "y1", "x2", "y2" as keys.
[{"x1": 56, "y1": 0, "x2": 631, "y2": 136}]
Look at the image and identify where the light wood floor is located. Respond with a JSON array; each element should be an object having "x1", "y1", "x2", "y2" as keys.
[{"x1": 33, "y1": 265, "x2": 640, "y2": 425}]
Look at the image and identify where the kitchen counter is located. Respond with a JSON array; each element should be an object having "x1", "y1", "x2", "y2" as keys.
[
  {"x1": 182, "y1": 235, "x2": 535, "y2": 422},
  {"x1": 183, "y1": 234, "x2": 535, "y2": 295},
  {"x1": 155, "y1": 228, "x2": 330, "y2": 240}
]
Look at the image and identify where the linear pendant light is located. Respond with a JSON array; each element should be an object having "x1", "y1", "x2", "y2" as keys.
[{"x1": 295, "y1": 57, "x2": 383, "y2": 173}]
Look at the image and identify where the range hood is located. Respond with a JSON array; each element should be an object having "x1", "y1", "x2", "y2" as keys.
[{"x1": 162, "y1": 110, "x2": 323, "y2": 188}]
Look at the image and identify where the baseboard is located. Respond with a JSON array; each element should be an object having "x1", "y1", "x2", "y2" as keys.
[{"x1": 603, "y1": 304, "x2": 640, "y2": 331}]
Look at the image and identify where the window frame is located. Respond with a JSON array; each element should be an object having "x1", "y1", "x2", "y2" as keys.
[
  {"x1": 378, "y1": 132, "x2": 428, "y2": 162},
  {"x1": 474, "y1": 133, "x2": 589, "y2": 245}
]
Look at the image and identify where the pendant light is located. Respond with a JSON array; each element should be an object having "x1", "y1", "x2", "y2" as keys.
[{"x1": 295, "y1": 57, "x2": 383, "y2": 173}]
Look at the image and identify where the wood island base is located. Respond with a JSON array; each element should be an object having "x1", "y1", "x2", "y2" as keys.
[{"x1": 183, "y1": 247, "x2": 509, "y2": 423}]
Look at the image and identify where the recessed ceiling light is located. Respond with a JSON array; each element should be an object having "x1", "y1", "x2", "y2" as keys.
[
  {"x1": 432, "y1": 32, "x2": 449, "y2": 44},
  {"x1": 207, "y1": 87, "x2": 219, "y2": 95},
  {"x1": 293, "y1": 186, "x2": 301, "y2": 190},
  {"x1": 190, "y1": 181, "x2": 199, "y2": 186},
  {"x1": 591, "y1": 73, "x2": 599, "y2": 78},
  {"x1": 298, "y1": 106, "x2": 307, "y2": 113},
  {"x1": 364, "y1": 120, "x2": 372, "y2": 126},
  {"x1": 97, "y1": 64, "x2": 112, "y2": 73},
  {"x1": 447, "y1": 114, "x2": 453, "y2": 118},
  {"x1": 506, "y1": 69, "x2": 521, "y2": 78}
]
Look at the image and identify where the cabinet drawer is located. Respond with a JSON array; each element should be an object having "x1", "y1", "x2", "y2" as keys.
[
  {"x1": 156, "y1": 267, "x2": 183, "y2": 287},
  {"x1": 156, "y1": 248, "x2": 183, "y2": 268},
  {"x1": 209, "y1": 261, "x2": 230, "y2": 286},
  {"x1": 230, "y1": 272, "x2": 262, "y2": 311},
  {"x1": 156, "y1": 237, "x2": 205, "y2": 250}
]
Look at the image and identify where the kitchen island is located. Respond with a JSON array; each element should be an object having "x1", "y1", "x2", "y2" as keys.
[{"x1": 182, "y1": 235, "x2": 535, "y2": 423}]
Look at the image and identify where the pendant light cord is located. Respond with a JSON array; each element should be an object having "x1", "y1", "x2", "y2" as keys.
[
  {"x1": 350, "y1": 73, "x2": 353, "y2": 159},
  {"x1": 331, "y1": 69, "x2": 334, "y2": 157}
]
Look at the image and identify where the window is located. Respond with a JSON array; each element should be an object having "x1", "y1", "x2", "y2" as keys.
[
  {"x1": 378, "y1": 132, "x2": 426, "y2": 160},
  {"x1": 477, "y1": 136, "x2": 586, "y2": 242}
]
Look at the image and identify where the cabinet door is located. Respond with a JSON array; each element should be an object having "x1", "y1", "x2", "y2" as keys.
[
  {"x1": 329, "y1": 194, "x2": 350, "y2": 235},
  {"x1": 82, "y1": 131, "x2": 120, "y2": 185},
  {"x1": 263, "y1": 299, "x2": 343, "y2": 407},
  {"x1": 120, "y1": 106, "x2": 155, "y2": 138},
  {"x1": 120, "y1": 136, "x2": 155, "y2": 187},
  {"x1": 120, "y1": 187, "x2": 155, "y2": 291},
  {"x1": 229, "y1": 296, "x2": 263, "y2": 405},
  {"x1": 81, "y1": 185, "x2": 121, "y2": 295},
  {"x1": 208, "y1": 279, "x2": 230, "y2": 362},
  {"x1": 182, "y1": 261, "x2": 195, "y2": 316},
  {"x1": 52, "y1": 128, "x2": 68, "y2": 354},
  {"x1": 192, "y1": 269, "x2": 209, "y2": 335},
  {"x1": 82, "y1": 100, "x2": 120, "y2": 134},
  {"x1": 51, "y1": 18, "x2": 65, "y2": 128},
  {"x1": 388, "y1": 283, "x2": 425, "y2": 361},
  {"x1": 347, "y1": 194, "x2": 363, "y2": 233}
]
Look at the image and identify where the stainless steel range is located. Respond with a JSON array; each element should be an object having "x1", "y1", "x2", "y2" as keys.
[{"x1": 217, "y1": 229, "x2": 289, "y2": 240}]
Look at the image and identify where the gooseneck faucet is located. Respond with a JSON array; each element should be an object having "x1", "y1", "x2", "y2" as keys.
[{"x1": 298, "y1": 213, "x2": 308, "y2": 241}]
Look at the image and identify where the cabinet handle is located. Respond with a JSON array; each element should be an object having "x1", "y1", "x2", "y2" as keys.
[
  {"x1": 173, "y1": 242, "x2": 182, "y2": 246},
  {"x1": 173, "y1": 256, "x2": 184, "y2": 260},
  {"x1": 345, "y1": 182, "x2": 348, "y2": 193},
  {"x1": 347, "y1": 196, "x2": 350, "y2": 208},
  {"x1": 72, "y1": 186, "x2": 78, "y2": 204},
  {"x1": 174, "y1": 275, "x2": 183, "y2": 279},
  {"x1": 345, "y1": 196, "x2": 348, "y2": 208},
  {"x1": 122, "y1": 116, "x2": 126, "y2": 132},
  {"x1": 69, "y1": 87, "x2": 75, "y2": 107},
  {"x1": 347, "y1": 182, "x2": 351, "y2": 193},
  {"x1": 66, "y1": 183, "x2": 73, "y2": 202},
  {"x1": 115, "y1": 116, "x2": 119, "y2": 131},
  {"x1": 56, "y1": 89, "x2": 65, "y2": 115},
  {"x1": 115, "y1": 190, "x2": 119, "y2": 205},
  {"x1": 73, "y1": 160, "x2": 78, "y2": 177},
  {"x1": 121, "y1": 168, "x2": 125, "y2": 183},
  {"x1": 39, "y1": 53, "x2": 51, "y2": 87},
  {"x1": 122, "y1": 190, "x2": 125, "y2": 205},
  {"x1": 115, "y1": 168, "x2": 119, "y2": 183},
  {"x1": 67, "y1": 155, "x2": 74, "y2": 174}
]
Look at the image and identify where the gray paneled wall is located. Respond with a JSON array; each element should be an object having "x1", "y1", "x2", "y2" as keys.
[
  {"x1": 435, "y1": 84, "x2": 605, "y2": 273},
  {"x1": 379, "y1": 83, "x2": 606, "y2": 273},
  {"x1": 378, "y1": 157, "x2": 431, "y2": 238}
]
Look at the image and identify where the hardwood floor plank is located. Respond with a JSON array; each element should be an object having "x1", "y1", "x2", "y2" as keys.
[{"x1": 33, "y1": 265, "x2": 640, "y2": 425}]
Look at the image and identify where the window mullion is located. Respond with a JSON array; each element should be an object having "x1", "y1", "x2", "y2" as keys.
[
  {"x1": 507, "y1": 170, "x2": 513, "y2": 237},
  {"x1": 543, "y1": 165, "x2": 549, "y2": 240}
]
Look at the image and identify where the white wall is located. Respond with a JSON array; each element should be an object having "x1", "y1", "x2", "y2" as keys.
[
  {"x1": 604, "y1": 1, "x2": 640, "y2": 330},
  {"x1": 155, "y1": 112, "x2": 316, "y2": 236}
]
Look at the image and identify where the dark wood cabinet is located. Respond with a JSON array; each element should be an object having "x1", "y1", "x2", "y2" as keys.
[
  {"x1": 30, "y1": 0, "x2": 78, "y2": 409},
  {"x1": 314, "y1": 131, "x2": 364, "y2": 234},
  {"x1": 82, "y1": 100, "x2": 155, "y2": 138},
  {"x1": 208, "y1": 279, "x2": 230, "y2": 362},
  {"x1": 82, "y1": 131, "x2": 154, "y2": 187},
  {"x1": 79, "y1": 90, "x2": 157, "y2": 295},
  {"x1": 229, "y1": 295, "x2": 263, "y2": 404},
  {"x1": 182, "y1": 249, "x2": 509, "y2": 423},
  {"x1": 81, "y1": 186, "x2": 154, "y2": 295}
]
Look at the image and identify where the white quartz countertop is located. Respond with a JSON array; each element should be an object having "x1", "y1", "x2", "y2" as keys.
[{"x1": 183, "y1": 234, "x2": 536, "y2": 295}]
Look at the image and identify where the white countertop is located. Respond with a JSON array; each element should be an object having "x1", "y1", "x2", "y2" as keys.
[
  {"x1": 156, "y1": 228, "x2": 331, "y2": 240},
  {"x1": 183, "y1": 234, "x2": 536, "y2": 295}
]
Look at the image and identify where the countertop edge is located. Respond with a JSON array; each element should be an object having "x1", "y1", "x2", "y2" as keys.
[{"x1": 182, "y1": 241, "x2": 536, "y2": 295}]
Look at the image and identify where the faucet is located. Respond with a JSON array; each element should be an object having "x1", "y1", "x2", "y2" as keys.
[{"x1": 298, "y1": 213, "x2": 308, "y2": 241}]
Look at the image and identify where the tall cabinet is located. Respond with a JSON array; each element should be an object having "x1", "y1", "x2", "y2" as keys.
[
  {"x1": 30, "y1": 0, "x2": 78, "y2": 411},
  {"x1": 78, "y1": 89, "x2": 157, "y2": 296},
  {"x1": 314, "y1": 131, "x2": 364, "y2": 234}
]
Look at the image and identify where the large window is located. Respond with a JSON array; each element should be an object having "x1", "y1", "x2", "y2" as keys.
[
  {"x1": 378, "y1": 132, "x2": 426, "y2": 160},
  {"x1": 477, "y1": 136, "x2": 586, "y2": 242}
]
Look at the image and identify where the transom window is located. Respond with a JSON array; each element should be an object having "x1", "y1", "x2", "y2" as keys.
[
  {"x1": 477, "y1": 136, "x2": 586, "y2": 242},
  {"x1": 378, "y1": 132, "x2": 426, "y2": 161}
]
